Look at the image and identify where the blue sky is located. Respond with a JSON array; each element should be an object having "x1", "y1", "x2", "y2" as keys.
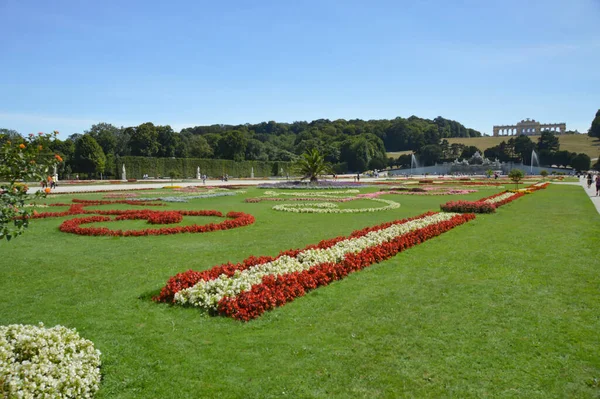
[{"x1": 1, "y1": 0, "x2": 599, "y2": 139}]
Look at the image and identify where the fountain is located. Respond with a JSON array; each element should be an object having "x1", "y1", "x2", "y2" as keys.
[
  {"x1": 531, "y1": 150, "x2": 540, "y2": 174},
  {"x1": 410, "y1": 154, "x2": 419, "y2": 175}
]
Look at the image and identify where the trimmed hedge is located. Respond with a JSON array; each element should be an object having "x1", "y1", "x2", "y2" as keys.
[{"x1": 114, "y1": 157, "x2": 292, "y2": 179}]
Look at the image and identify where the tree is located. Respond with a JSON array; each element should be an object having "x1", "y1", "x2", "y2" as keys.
[
  {"x1": 540, "y1": 170, "x2": 548, "y2": 178},
  {"x1": 156, "y1": 125, "x2": 179, "y2": 157},
  {"x1": 0, "y1": 131, "x2": 60, "y2": 241},
  {"x1": 129, "y1": 122, "x2": 159, "y2": 157},
  {"x1": 73, "y1": 135, "x2": 106, "y2": 177},
  {"x1": 460, "y1": 145, "x2": 480, "y2": 159},
  {"x1": 508, "y1": 169, "x2": 524, "y2": 190},
  {"x1": 294, "y1": 149, "x2": 332, "y2": 183},
  {"x1": 513, "y1": 135, "x2": 535, "y2": 163},
  {"x1": 186, "y1": 135, "x2": 213, "y2": 158},
  {"x1": 217, "y1": 131, "x2": 247, "y2": 161},
  {"x1": 571, "y1": 153, "x2": 591, "y2": 172},
  {"x1": 417, "y1": 144, "x2": 443, "y2": 166},
  {"x1": 537, "y1": 131, "x2": 560, "y2": 152},
  {"x1": 588, "y1": 109, "x2": 600, "y2": 138},
  {"x1": 86, "y1": 123, "x2": 120, "y2": 156},
  {"x1": 168, "y1": 169, "x2": 181, "y2": 186}
]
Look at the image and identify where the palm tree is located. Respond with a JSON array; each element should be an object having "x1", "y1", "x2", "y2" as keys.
[{"x1": 295, "y1": 149, "x2": 332, "y2": 183}]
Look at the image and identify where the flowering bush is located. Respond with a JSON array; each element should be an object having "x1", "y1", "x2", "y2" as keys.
[
  {"x1": 59, "y1": 210, "x2": 254, "y2": 237},
  {"x1": 440, "y1": 200, "x2": 496, "y2": 213},
  {"x1": 156, "y1": 212, "x2": 475, "y2": 320},
  {"x1": 0, "y1": 323, "x2": 101, "y2": 398},
  {"x1": 1, "y1": 131, "x2": 61, "y2": 241}
]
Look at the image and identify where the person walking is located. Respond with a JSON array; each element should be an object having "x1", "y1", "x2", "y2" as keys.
[
  {"x1": 596, "y1": 174, "x2": 600, "y2": 196},
  {"x1": 587, "y1": 172, "x2": 593, "y2": 189}
]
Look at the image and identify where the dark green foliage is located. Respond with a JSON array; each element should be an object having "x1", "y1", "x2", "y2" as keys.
[
  {"x1": 588, "y1": 109, "x2": 600, "y2": 138},
  {"x1": 513, "y1": 135, "x2": 535, "y2": 163},
  {"x1": 417, "y1": 144, "x2": 443, "y2": 166},
  {"x1": 459, "y1": 145, "x2": 481, "y2": 159},
  {"x1": 294, "y1": 148, "x2": 332, "y2": 182},
  {"x1": 571, "y1": 153, "x2": 591, "y2": 171},
  {"x1": 537, "y1": 131, "x2": 560, "y2": 152},
  {"x1": 115, "y1": 156, "x2": 290, "y2": 178},
  {"x1": 74, "y1": 135, "x2": 106, "y2": 175},
  {"x1": 129, "y1": 122, "x2": 159, "y2": 157}
]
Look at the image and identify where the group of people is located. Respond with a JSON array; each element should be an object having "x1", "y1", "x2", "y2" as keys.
[
  {"x1": 585, "y1": 172, "x2": 600, "y2": 196},
  {"x1": 41, "y1": 176, "x2": 57, "y2": 189}
]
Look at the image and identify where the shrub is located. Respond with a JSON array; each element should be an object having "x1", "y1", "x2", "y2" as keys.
[{"x1": 0, "y1": 323, "x2": 101, "y2": 398}]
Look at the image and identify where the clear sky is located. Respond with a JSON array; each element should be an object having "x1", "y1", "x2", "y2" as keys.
[{"x1": 1, "y1": 0, "x2": 598, "y2": 139}]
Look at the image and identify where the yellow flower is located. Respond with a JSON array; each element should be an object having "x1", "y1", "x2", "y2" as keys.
[{"x1": 19, "y1": 143, "x2": 26, "y2": 149}]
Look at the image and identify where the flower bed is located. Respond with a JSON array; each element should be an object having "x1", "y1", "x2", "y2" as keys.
[
  {"x1": 147, "y1": 211, "x2": 183, "y2": 224},
  {"x1": 440, "y1": 200, "x2": 496, "y2": 213},
  {"x1": 480, "y1": 191, "x2": 524, "y2": 206},
  {"x1": 0, "y1": 323, "x2": 101, "y2": 398},
  {"x1": 128, "y1": 192, "x2": 237, "y2": 203},
  {"x1": 157, "y1": 211, "x2": 474, "y2": 320},
  {"x1": 258, "y1": 180, "x2": 362, "y2": 189},
  {"x1": 59, "y1": 210, "x2": 254, "y2": 237},
  {"x1": 272, "y1": 198, "x2": 400, "y2": 213},
  {"x1": 440, "y1": 189, "x2": 529, "y2": 213}
]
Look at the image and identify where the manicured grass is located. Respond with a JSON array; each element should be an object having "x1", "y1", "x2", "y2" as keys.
[{"x1": 1, "y1": 185, "x2": 599, "y2": 398}]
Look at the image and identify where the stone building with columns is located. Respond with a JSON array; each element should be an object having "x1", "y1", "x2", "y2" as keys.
[{"x1": 493, "y1": 118, "x2": 566, "y2": 137}]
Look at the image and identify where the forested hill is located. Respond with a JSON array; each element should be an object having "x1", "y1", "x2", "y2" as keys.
[
  {"x1": 1, "y1": 115, "x2": 481, "y2": 178},
  {"x1": 181, "y1": 116, "x2": 481, "y2": 154}
]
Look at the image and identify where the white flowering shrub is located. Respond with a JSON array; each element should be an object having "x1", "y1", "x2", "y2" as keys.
[{"x1": 0, "y1": 323, "x2": 101, "y2": 398}]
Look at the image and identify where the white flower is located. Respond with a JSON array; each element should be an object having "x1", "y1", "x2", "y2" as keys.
[{"x1": 0, "y1": 323, "x2": 101, "y2": 398}]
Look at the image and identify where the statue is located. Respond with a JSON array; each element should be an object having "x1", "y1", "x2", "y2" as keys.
[
  {"x1": 196, "y1": 166, "x2": 201, "y2": 180},
  {"x1": 122, "y1": 164, "x2": 126, "y2": 181},
  {"x1": 251, "y1": 167, "x2": 254, "y2": 179}
]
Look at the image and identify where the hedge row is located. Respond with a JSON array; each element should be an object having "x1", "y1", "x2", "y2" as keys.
[{"x1": 113, "y1": 157, "x2": 293, "y2": 179}]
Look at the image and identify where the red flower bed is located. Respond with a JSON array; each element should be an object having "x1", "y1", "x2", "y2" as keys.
[
  {"x1": 154, "y1": 211, "x2": 456, "y2": 304},
  {"x1": 440, "y1": 200, "x2": 496, "y2": 213},
  {"x1": 30, "y1": 199, "x2": 164, "y2": 219},
  {"x1": 59, "y1": 210, "x2": 254, "y2": 237},
  {"x1": 147, "y1": 211, "x2": 183, "y2": 224},
  {"x1": 216, "y1": 213, "x2": 475, "y2": 321}
]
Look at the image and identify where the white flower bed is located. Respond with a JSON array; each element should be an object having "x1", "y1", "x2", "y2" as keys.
[
  {"x1": 483, "y1": 192, "x2": 517, "y2": 204},
  {"x1": 0, "y1": 323, "x2": 101, "y2": 398},
  {"x1": 272, "y1": 198, "x2": 400, "y2": 213},
  {"x1": 175, "y1": 212, "x2": 458, "y2": 310}
]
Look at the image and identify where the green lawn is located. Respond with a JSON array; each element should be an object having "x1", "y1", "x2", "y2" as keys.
[{"x1": 1, "y1": 185, "x2": 599, "y2": 398}]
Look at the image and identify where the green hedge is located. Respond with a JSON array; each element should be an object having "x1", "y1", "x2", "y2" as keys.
[{"x1": 114, "y1": 157, "x2": 292, "y2": 179}]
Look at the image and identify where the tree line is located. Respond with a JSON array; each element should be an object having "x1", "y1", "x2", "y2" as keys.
[{"x1": 0, "y1": 115, "x2": 481, "y2": 178}]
